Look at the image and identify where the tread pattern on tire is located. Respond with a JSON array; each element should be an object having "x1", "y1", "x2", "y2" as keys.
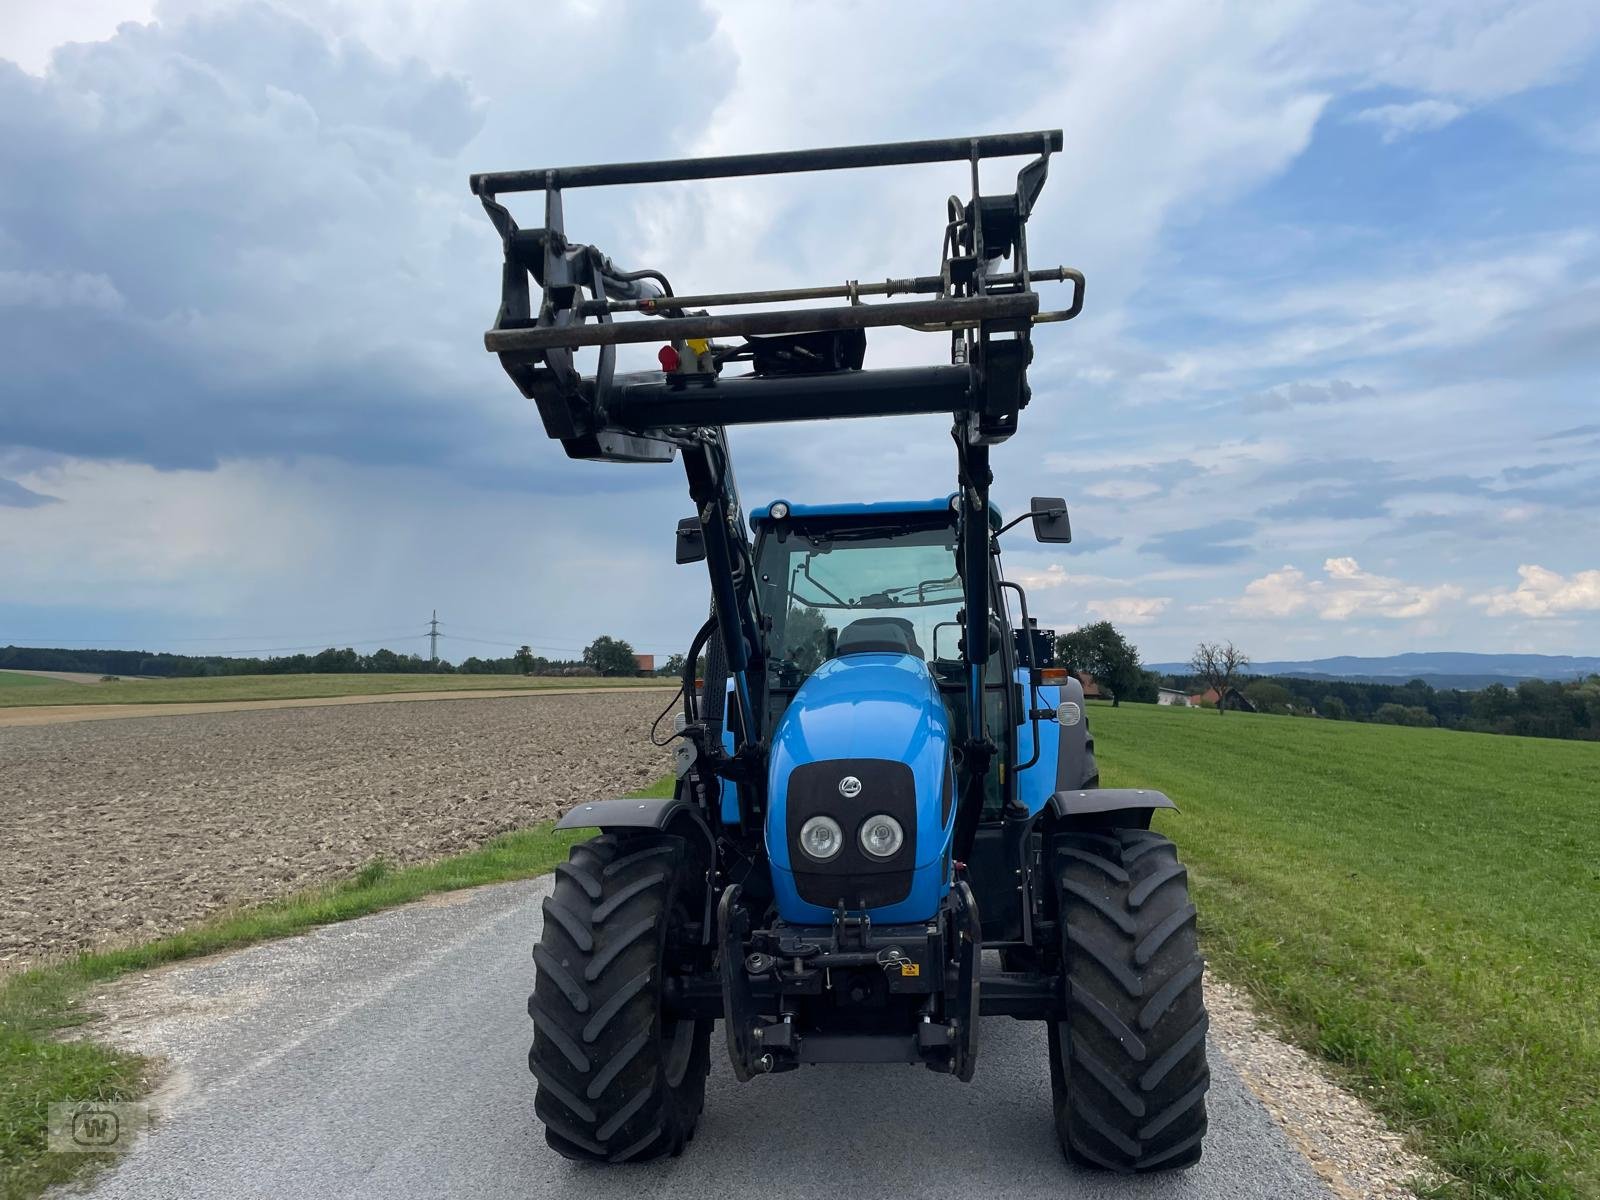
[
  {"x1": 530, "y1": 832, "x2": 710, "y2": 1163},
  {"x1": 1051, "y1": 828, "x2": 1209, "y2": 1172}
]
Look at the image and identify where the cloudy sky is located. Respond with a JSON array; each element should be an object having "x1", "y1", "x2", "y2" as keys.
[{"x1": 2, "y1": 0, "x2": 1598, "y2": 666}]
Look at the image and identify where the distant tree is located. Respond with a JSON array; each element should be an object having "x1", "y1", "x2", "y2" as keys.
[
  {"x1": 1055, "y1": 621, "x2": 1150, "y2": 707},
  {"x1": 583, "y1": 635, "x2": 638, "y2": 677},
  {"x1": 1127, "y1": 668, "x2": 1161, "y2": 704},
  {"x1": 659, "y1": 652, "x2": 687, "y2": 677},
  {"x1": 1188, "y1": 641, "x2": 1250, "y2": 716},
  {"x1": 513, "y1": 645, "x2": 535, "y2": 675},
  {"x1": 1244, "y1": 679, "x2": 1293, "y2": 715},
  {"x1": 1320, "y1": 694, "x2": 1350, "y2": 721},
  {"x1": 311, "y1": 647, "x2": 361, "y2": 673},
  {"x1": 1374, "y1": 703, "x2": 1437, "y2": 728}
]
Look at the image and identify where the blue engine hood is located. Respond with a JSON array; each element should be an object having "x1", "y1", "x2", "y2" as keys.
[{"x1": 766, "y1": 653, "x2": 954, "y2": 923}]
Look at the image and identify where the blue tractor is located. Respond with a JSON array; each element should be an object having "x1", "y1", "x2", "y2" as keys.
[{"x1": 471, "y1": 131, "x2": 1209, "y2": 1172}]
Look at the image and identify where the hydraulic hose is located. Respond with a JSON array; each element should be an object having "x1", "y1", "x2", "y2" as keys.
[{"x1": 683, "y1": 614, "x2": 718, "y2": 724}]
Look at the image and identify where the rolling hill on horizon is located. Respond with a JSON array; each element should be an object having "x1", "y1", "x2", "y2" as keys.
[{"x1": 1145, "y1": 651, "x2": 1600, "y2": 687}]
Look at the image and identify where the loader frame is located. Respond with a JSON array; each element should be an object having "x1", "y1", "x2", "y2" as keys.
[{"x1": 473, "y1": 130, "x2": 1084, "y2": 877}]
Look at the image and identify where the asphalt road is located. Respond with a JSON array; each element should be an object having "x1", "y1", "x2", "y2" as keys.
[{"x1": 80, "y1": 878, "x2": 1335, "y2": 1200}]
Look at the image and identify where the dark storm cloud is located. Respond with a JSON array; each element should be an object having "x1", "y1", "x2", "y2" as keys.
[
  {"x1": 0, "y1": 3, "x2": 730, "y2": 488},
  {"x1": 1138, "y1": 519, "x2": 1256, "y2": 565}
]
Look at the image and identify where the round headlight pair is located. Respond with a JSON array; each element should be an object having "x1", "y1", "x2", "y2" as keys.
[{"x1": 798, "y1": 814, "x2": 904, "y2": 862}]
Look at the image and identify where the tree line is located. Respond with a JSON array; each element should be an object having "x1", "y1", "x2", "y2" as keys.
[
  {"x1": 1048, "y1": 624, "x2": 1600, "y2": 742},
  {"x1": 1192, "y1": 671, "x2": 1600, "y2": 741},
  {"x1": 1, "y1": 636, "x2": 663, "y2": 679}
]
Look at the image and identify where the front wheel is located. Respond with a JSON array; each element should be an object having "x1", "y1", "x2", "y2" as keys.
[
  {"x1": 529, "y1": 831, "x2": 711, "y2": 1162},
  {"x1": 1049, "y1": 828, "x2": 1209, "y2": 1172}
]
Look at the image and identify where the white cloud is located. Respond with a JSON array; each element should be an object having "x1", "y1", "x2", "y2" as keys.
[
  {"x1": 1085, "y1": 596, "x2": 1171, "y2": 625},
  {"x1": 1475, "y1": 564, "x2": 1600, "y2": 617},
  {"x1": 1083, "y1": 480, "x2": 1163, "y2": 501},
  {"x1": 1152, "y1": 232, "x2": 1597, "y2": 390},
  {"x1": 0, "y1": 0, "x2": 155, "y2": 74},
  {"x1": 1352, "y1": 98, "x2": 1465, "y2": 142},
  {"x1": 1009, "y1": 563, "x2": 1130, "y2": 592},
  {"x1": 1239, "y1": 556, "x2": 1461, "y2": 620},
  {"x1": 1336, "y1": 0, "x2": 1600, "y2": 101}
]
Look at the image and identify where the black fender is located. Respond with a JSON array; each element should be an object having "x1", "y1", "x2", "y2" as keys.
[
  {"x1": 1041, "y1": 786, "x2": 1177, "y2": 834},
  {"x1": 555, "y1": 796, "x2": 717, "y2": 943},
  {"x1": 555, "y1": 795, "x2": 697, "y2": 832},
  {"x1": 1049, "y1": 787, "x2": 1177, "y2": 818}
]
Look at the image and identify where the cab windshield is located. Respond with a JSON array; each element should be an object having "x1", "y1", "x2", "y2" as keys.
[{"x1": 755, "y1": 519, "x2": 971, "y2": 679}]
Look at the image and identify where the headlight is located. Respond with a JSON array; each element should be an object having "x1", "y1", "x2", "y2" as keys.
[
  {"x1": 769, "y1": 501, "x2": 790, "y2": 520},
  {"x1": 799, "y1": 815, "x2": 843, "y2": 861},
  {"x1": 858, "y1": 814, "x2": 904, "y2": 859},
  {"x1": 1058, "y1": 700, "x2": 1082, "y2": 727}
]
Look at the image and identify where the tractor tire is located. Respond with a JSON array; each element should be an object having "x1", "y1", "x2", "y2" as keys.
[
  {"x1": 529, "y1": 831, "x2": 712, "y2": 1163},
  {"x1": 1049, "y1": 828, "x2": 1209, "y2": 1172}
]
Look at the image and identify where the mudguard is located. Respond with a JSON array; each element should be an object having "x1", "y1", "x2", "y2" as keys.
[
  {"x1": 1049, "y1": 787, "x2": 1177, "y2": 818},
  {"x1": 555, "y1": 796, "x2": 693, "y2": 830}
]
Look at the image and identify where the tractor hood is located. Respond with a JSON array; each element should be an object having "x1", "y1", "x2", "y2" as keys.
[{"x1": 765, "y1": 653, "x2": 955, "y2": 924}]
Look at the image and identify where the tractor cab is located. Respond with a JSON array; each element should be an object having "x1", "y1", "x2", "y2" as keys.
[{"x1": 750, "y1": 497, "x2": 1018, "y2": 807}]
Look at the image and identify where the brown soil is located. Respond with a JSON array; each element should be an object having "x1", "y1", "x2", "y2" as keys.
[{"x1": 0, "y1": 690, "x2": 673, "y2": 970}]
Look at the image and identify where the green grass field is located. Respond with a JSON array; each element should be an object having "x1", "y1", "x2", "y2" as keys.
[
  {"x1": 0, "y1": 671, "x2": 671, "y2": 708},
  {"x1": 1094, "y1": 703, "x2": 1600, "y2": 1200},
  {"x1": 0, "y1": 672, "x2": 63, "y2": 691}
]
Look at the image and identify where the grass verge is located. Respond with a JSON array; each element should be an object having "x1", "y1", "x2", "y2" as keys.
[
  {"x1": 0, "y1": 671, "x2": 672, "y2": 709},
  {"x1": 0, "y1": 775, "x2": 675, "y2": 1199},
  {"x1": 1092, "y1": 703, "x2": 1600, "y2": 1200}
]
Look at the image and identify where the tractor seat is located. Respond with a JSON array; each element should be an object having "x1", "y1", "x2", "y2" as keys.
[{"x1": 834, "y1": 617, "x2": 924, "y2": 658}]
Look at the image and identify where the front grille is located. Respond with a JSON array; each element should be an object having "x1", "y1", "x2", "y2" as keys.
[{"x1": 786, "y1": 758, "x2": 916, "y2": 909}]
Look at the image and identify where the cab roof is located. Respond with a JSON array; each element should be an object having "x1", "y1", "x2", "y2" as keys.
[{"x1": 748, "y1": 496, "x2": 1002, "y2": 530}]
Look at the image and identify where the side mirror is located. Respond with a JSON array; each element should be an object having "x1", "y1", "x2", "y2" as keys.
[
  {"x1": 1030, "y1": 496, "x2": 1072, "y2": 544},
  {"x1": 675, "y1": 517, "x2": 706, "y2": 564}
]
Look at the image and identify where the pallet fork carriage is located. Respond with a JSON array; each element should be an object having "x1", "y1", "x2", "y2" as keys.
[{"x1": 471, "y1": 131, "x2": 1210, "y2": 1171}]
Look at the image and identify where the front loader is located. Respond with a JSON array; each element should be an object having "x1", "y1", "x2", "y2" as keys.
[{"x1": 469, "y1": 131, "x2": 1209, "y2": 1172}]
